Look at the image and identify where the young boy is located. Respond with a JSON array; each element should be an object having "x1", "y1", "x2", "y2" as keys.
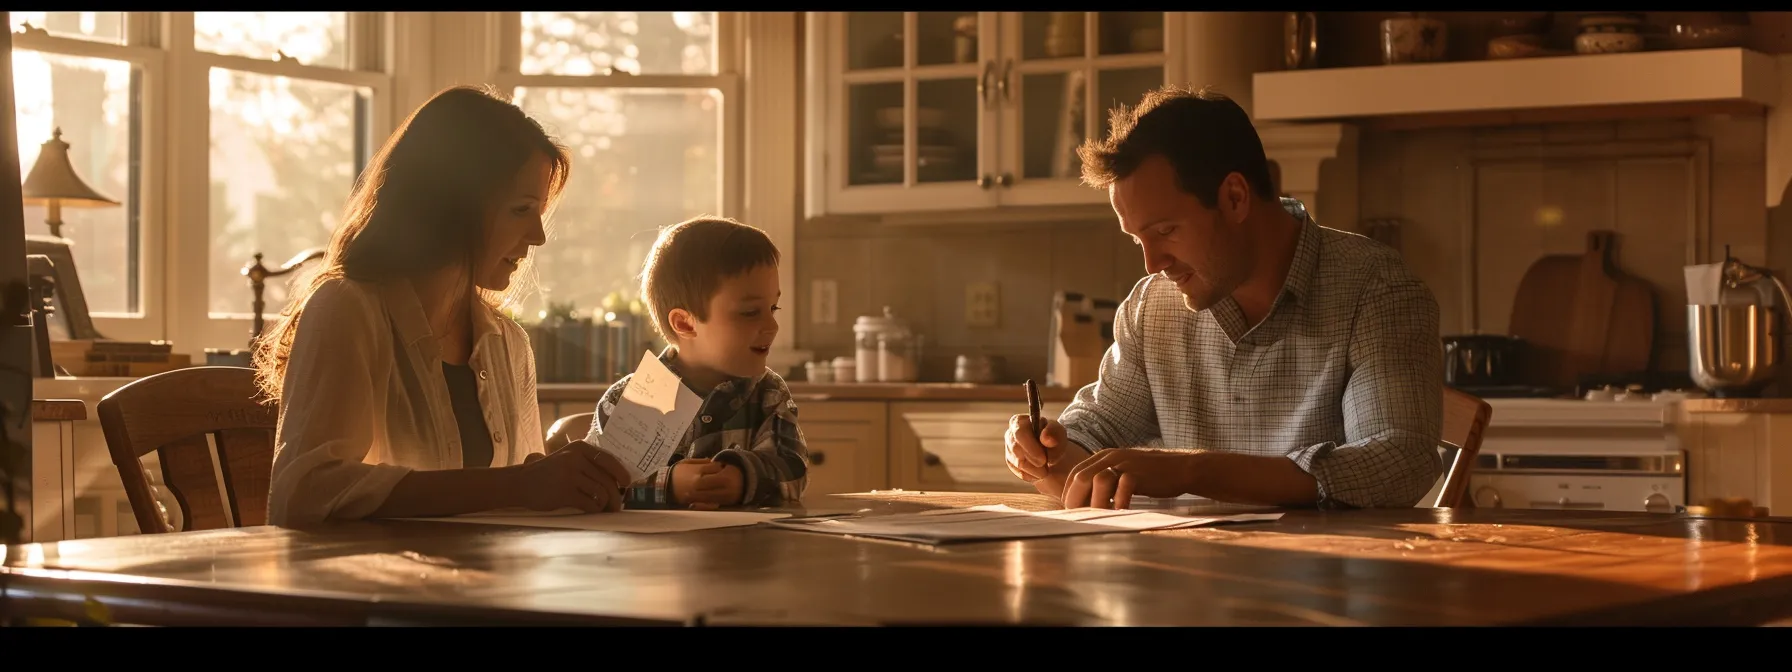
[{"x1": 590, "y1": 216, "x2": 810, "y2": 510}]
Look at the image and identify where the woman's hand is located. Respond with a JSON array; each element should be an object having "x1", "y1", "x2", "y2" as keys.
[{"x1": 507, "y1": 440, "x2": 632, "y2": 513}]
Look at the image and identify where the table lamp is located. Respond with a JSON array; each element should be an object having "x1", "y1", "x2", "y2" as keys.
[{"x1": 21, "y1": 127, "x2": 118, "y2": 238}]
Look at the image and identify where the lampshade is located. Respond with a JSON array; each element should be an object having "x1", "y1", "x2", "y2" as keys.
[{"x1": 21, "y1": 127, "x2": 118, "y2": 208}]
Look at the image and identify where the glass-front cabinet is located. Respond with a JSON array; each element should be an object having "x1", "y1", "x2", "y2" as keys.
[{"x1": 806, "y1": 12, "x2": 1183, "y2": 216}]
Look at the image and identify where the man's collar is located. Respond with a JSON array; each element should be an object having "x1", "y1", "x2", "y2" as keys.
[{"x1": 1277, "y1": 197, "x2": 1321, "y2": 307}]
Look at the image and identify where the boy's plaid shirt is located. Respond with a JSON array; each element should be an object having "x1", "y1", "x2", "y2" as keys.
[{"x1": 592, "y1": 347, "x2": 811, "y2": 509}]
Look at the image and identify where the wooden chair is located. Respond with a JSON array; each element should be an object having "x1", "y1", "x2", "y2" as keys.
[
  {"x1": 97, "y1": 366, "x2": 279, "y2": 534},
  {"x1": 545, "y1": 412, "x2": 595, "y2": 453},
  {"x1": 1433, "y1": 387, "x2": 1493, "y2": 509}
]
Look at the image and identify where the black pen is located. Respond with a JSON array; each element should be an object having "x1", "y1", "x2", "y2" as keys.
[{"x1": 1025, "y1": 379, "x2": 1044, "y2": 462}]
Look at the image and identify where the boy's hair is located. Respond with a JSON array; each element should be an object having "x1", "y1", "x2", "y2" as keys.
[{"x1": 640, "y1": 216, "x2": 780, "y2": 341}]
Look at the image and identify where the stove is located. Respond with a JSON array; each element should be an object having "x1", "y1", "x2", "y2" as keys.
[{"x1": 1466, "y1": 394, "x2": 1687, "y2": 513}]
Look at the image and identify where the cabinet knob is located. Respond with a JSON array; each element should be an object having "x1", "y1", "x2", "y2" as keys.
[
  {"x1": 923, "y1": 452, "x2": 941, "y2": 467},
  {"x1": 810, "y1": 451, "x2": 826, "y2": 466},
  {"x1": 978, "y1": 174, "x2": 993, "y2": 189},
  {"x1": 996, "y1": 172, "x2": 1012, "y2": 187}
]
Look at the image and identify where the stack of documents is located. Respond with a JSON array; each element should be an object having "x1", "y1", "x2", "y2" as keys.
[{"x1": 765, "y1": 504, "x2": 1283, "y2": 545}]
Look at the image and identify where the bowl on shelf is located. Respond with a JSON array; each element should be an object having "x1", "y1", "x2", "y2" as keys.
[{"x1": 1662, "y1": 23, "x2": 1748, "y2": 49}]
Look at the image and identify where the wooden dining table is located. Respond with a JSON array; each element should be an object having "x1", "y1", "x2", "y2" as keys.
[{"x1": 4, "y1": 490, "x2": 1792, "y2": 626}]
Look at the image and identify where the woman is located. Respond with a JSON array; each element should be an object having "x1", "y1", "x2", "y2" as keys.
[{"x1": 258, "y1": 85, "x2": 630, "y2": 527}]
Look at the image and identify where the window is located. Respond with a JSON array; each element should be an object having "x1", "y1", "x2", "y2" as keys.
[
  {"x1": 190, "y1": 12, "x2": 381, "y2": 320},
  {"x1": 11, "y1": 13, "x2": 151, "y2": 316},
  {"x1": 498, "y1": 12, "x2": 739, "y2": 320}
]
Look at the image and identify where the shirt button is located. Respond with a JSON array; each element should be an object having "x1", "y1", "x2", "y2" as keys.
[
  {"x1": 701, "y1": 414, "x2": 713, "y2": 423},
  {"x1": 478, "y1": 370, "x2": 488, "y2": 380}
]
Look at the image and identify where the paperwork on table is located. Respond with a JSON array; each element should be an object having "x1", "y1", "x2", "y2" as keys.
[{"x1": 765, "y1": 504, "x2": 1283, "y2": 544}]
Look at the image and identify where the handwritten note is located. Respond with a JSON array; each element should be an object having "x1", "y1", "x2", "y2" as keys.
[
  {"x1": 586, "y1": 351, "x2": 703, "y2": 483},
  {"x1": 766, "y1": 504, "x2": 1284, "y2": 545}
]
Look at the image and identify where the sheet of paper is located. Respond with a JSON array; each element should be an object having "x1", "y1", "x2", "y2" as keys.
[
  {"x1": 585, "y1": 350, "x2": 703, "y2": 482},
  {"x1": 403, "y1": 508, "x2": 789, "y2": 533},
  {"x1": 767, "y1": 504, "x2": 1283, "y2": 545}
]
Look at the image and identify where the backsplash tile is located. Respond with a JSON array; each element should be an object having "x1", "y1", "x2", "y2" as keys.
[{"x1": 796, "y1": 218, "x2": 1138, "y2": 383}]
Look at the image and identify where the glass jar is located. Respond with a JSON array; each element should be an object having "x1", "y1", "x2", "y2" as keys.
[
  {"x1": 853, "y1": 307, "x2": 902, "y2": 383},
  {"x1": 878, "y1": 330, "x2": 922, "y2": 382},
  {"x1": 804, "y1": 360, "x2": 834, "y2": 383}
]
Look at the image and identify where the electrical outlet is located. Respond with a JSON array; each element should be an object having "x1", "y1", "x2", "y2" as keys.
[
  {"x1": 966, "y1": 282, "x2": 1000, "y2": 327},
  {"x1": 811, "y1": 279, "x2": 838, "y2": 325}
]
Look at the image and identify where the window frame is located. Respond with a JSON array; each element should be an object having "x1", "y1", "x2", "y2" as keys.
[
  {"x1": 489, "y1": 11, "x2": 746, "y2": 237},
  {"x1": 11, "y1": 12, "x2": 165, "y2": 342},
  {"x1": 163, "y1": 11, "x2": 394, "y2": 352}
]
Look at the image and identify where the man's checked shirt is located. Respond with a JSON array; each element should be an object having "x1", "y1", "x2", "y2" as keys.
[
  {"x1": 1057, "y1": 198, "x2": 1444, "y2": 509},
  {"x1": 593, "y1": 347, "x2": 810, "y2": 509}
]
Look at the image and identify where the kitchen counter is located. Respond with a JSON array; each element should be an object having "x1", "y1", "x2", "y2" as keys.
[
  {"x1": 537, "y1": 382, "x2": 1080, "y2": 403},
  {"x1": 1680, "y1": 398, "x2": 1792, "y2": 414}
]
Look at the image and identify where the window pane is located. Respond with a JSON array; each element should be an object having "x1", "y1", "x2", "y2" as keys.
[
  {"x1": 9, "y1": 12, "x2": 126, "y2": 44},
  {"x1": 209, "y1": 68, "x2": 364, "y2": 317},
  {"x1": 513, "y1": 87, "x2": 722, "y2": 318},
  {"x1": 521, "y1": 12, "x2": 717, "y2": 76},
  {"x1": 194, "y1": 12, "x2": 349, "y2": 69},
  {"x1": 12, "y1": 50, "x2": 137, "y2": 315}
]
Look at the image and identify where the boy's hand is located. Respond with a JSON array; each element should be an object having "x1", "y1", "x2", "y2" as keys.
[{"x1": 671, "y1": 458, "x2": 745, "y2": 510}]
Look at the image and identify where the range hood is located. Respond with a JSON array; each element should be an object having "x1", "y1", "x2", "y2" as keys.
[{"x1": 1249, "y1": 48, "x2": 1792, "y2": 224}]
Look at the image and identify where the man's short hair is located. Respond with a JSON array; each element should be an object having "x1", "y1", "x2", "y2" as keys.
[{"x1": 1076, "y1": 85, "x2": 1279, "y2": 206}]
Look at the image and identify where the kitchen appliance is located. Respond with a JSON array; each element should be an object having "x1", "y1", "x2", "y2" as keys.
[
  {"x1": 1469, "y1": 396, "x2": 1686, "y2": 513},
  {"x1": 1046, "y1": 291, "x2": 1115, "y2": 389},
  {"x1": 1685, "y1": 249, "x2": 1792, "y2": 398},
  {"x1": 1442, "y1": 334, "x2": 1523, "y2": 387}
]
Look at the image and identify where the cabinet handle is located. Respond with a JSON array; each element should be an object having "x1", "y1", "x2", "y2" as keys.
[
  {"x1": 997, "y1": 58, "x2": 1012, "y2": 100},
  {"x1": 923, "y1": 452, "x2": 941, "y2": 467},
  {"x1": 811, "y1": 451, "x2": 827, "y2": 466},
  {"x1": 978, "y1": 60, "x2": 993, "y2": 101},
  {"x1": 996, "y1": 172, "x2": 1012, "y2": 187},
  {"x1": 978, "y1": 173, "x2": 993, "y2": 189}
]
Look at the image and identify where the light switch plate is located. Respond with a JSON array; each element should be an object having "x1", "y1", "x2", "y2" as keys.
[
  {"x1": 812, "y1": 279, "x2": 838, "y2": 325},
  {"x1": 966, "y1": 282, "x2": 1000, "y2": 327}
]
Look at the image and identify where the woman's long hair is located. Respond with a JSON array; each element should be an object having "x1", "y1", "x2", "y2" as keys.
[{"x1": 252, "y1": 85, "x2": 571, "y2": 403}]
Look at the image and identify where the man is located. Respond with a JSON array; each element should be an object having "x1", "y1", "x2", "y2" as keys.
[{"x1": 1005, "y1": 85, "x2": 1443, "y2": 510}]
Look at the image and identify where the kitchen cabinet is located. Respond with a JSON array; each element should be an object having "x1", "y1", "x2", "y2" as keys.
[
  {"x1": 889, "y1": 400, "x2": 1068, "y2": 492},
  {"x1": 796, "y1": 400, "x2": 890, "y2": 496},
  {"x1": 1676, "y1": 403, "x2": 1792, "y2": 515},
  {"x1": 805, "y1": 12, "x2": 1183, "y2": 216}
]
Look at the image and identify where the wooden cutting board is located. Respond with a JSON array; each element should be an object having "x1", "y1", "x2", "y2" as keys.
[
  {"x1": 1598, "y1": 238, "x2": 1656, "y2": 376},
  {"x1": 1508, "y1": 230, "x2": 1656, "y2": 388},
  {"x1": 1509, "y1": 249, "x2": 1582, "y2": 388}
]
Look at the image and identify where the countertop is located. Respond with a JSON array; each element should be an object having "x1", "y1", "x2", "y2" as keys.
[
  {"x1": 538, "y1": 382, "x2": 1080, "y2": 403},
  {"x1": 1679, "y1": 398, "x2": 1792, "y2": 414}
]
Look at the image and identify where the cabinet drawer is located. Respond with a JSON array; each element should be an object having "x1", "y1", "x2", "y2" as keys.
[
  {"x1": 889, "y1": 401, "x2": 1067, "y2": 492},
  {"x1": 797, "y1": 400, "x2": 890, "y2": 496}
]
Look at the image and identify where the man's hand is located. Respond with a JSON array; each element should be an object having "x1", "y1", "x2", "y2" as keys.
[
  {"x1": 671, "y1": 458, "x2": 745, "y2": 510},
  {"x1": 1004, "y1": 414, "x2": 1066, "y2": 483},
  {"x1": 1005, "y1": 415, "x2": 1094, "y2": 500},
  {"x1": 1063, "y1": 448, "x2": 1201, "y2": 509}
]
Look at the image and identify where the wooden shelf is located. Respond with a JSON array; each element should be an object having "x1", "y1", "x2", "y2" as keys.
[{"x1": 1253, "y1": 48, "x2": 1780, "y2": 130}]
